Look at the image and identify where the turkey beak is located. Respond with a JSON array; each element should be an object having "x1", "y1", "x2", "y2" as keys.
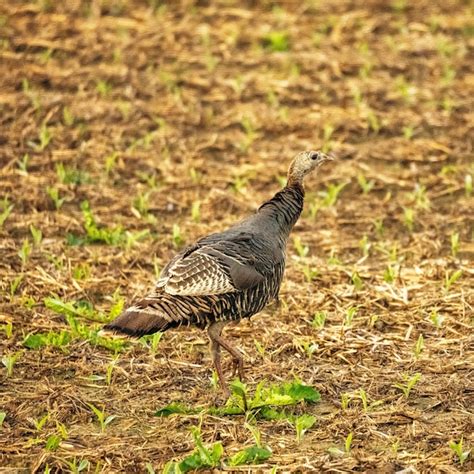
[{"x1": 317, "y1": 152, "x2": 335, "y2": 165}]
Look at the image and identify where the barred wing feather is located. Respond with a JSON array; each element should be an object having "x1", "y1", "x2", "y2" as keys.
[{"x1": 157, "y1": 243, "x2": 265, "y2": 296}]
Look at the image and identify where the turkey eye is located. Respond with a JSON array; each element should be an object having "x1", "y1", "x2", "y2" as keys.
[{"x1": 311, "y1": 153, "x2": 319, "y2": 160}]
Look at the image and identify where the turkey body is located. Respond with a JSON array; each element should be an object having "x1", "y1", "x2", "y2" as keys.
[
  {"x1": 104, "y1": 150, "x2": 333, "y2": 394},
  {"x1": 104, "y1": 184, "x2": 303, "y2": 335}
]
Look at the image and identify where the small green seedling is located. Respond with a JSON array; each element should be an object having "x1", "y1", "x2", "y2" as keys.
[
  {"x1": 62, "y1": 106, "x2": 75, "y2": 126},
  {"x1": 87, "y1": 403, "x2": 116, "y2": 432},
  {"x1": 341, "y1": 392, "x2": 350, "y2": 410},
  {"x1": 18, "y1": 154, "x2": 29, "y2": 175},
  {"x1": 38, "y1": 123, "x2": 52, "y2": 151},
  {"x1": 1, "y1": 321, "x2": 13, "y2": 338},
  {"x1": 140, "y1": 332, "x2": 162, "y2": 353},
  {"x1": 0, "y1": 412, "x2": 5, "y2": 428},
  {"x1": 319, "y1": 182, "x2": 346, "y2": 207},
  {"x1": 444, "y1": 269, "x2": 462, "y2": 291},
  {"x1": 403, "y1": 207, "x2": 415, "y2": 232},
  {"x1": 450, "y1": 232, "x2": 459, "y2": 258},
  {"x1": 45, "y1": 434, "x2": 61, "y2": 451},
  {"x1": 393, "y1": 373, "x2": 421, "y2": 398},
  {"x1": 65, "y1": 458, "x2": 89, "y2": 474},
  {"x1": 413, "y1": 334, "x2": 424, "y2": 359},
  {"x1": 30, "y1": 225, "x2": 42, "y2": 246},
  {"x1": 105, "y1": 355, "x2": 119, "y2": 385},
  {"x1": 293, "y1": 236, "x2": 309, "y2": 258},
  {"x1": 46, "y1": 186, "x2": 64, "y2": 210},
  {"x1": 261, "y1": 31, "x2": 290, "y2": 52},
  {"x1": 2, "y1": 352, "x2": 21, "y2": 377},
  {"x1": 357, "y1": 174, "x2": 374, "y2": 194},
  {"x1": 0, "y1": 199, "x2": 14, "y2": 228},
  {"x1": 163, "y1": 425, "x2": 224, "y2": 473},
  {"x1": 172, "y1": 224, "x2": 183, "y2": 248},
  {"x1": 302, "y1": 265, "x2": 319, "y2": 282},
  {"x1": 358, "y1": 388, "x2": 368, "y2": 412},
  {"x1": 18, "y1": 239, "x2": 31, "y2": 266},
  {"x1": 344, "y1": 307, "x2": 358, "y2": 328},
  {"x1": 32, "y1": 413, "x2": 49, "y2": 431},
  {"x1": 96, "y1": 79, "x2": 112, "y2": 98},
  {"x1": 429, "y1": 309, "x2": 444, "y2": 328},
  {"x1": 104, "y1": 151, "x2": 119, "y2": 176},
  {"x1": 312, "y1": 311, "x2": 326, "y2": 329},
  {"x1": 359, "y1": 234, "x2": 370, "y2": 257},
  {"x1": 384, "y1": 264, "x2": 396, "y2": 284},
  {"x1": 322, "y1": 123, "x2": 334, "y2": 153},
  {"x1": 191, "y1": 201, "x2": 201, "y2": 223},
  {"x1": 449, "y1": 437, "x2": 471, "y2": 467},
  {"x1": 9, "y1": 274, "x2": 23, "y2": 298},
  {"x1": 295, "y1": 414, "x2": 316, "y2": 442},
  {"x1": 351, "y1": 271, "x2": 363, "y2": 291},
  {"x1": 345, "y1": 432, "x2": 353, "y2": 453}
]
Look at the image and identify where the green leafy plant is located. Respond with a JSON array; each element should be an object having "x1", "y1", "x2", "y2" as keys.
[
  {"x1": 156, "y1": 380, "x2": 320, "y2": 420},
  {"x1": 261, "y1": 31, "x2": 290, "y2": 52},
  {"x1": 319, "y1": 182, "x2": 346, "y2": 207},
  {"x1": 403, "y1": 207, "x2": 415, "y2": 232},
  {"x1": 30, "y1": 225, "x2": 42, "y2": 246},
  {"x1": 357, "y1": 174, "x2": 374, "y2": 194},
  {"x1": 45, "y1": 434, "x2": 61, "y2": 451},
  {"x1": 163, "y1": 426, "x2": 223, "y2": 473},
  {"x1": 65, "y1": 458, "x2": 90, "y2": 474},
  {"x1": 449, "y1": 437, "x2": 471, "y2": 467},
  {"x1": 295, "y1": 414, "x2": 316, "y2": 442},
  {"x1": 56, "y1": 162, "x2": 90, "y2": 185},
  {"x1": 139, "y1": 332, "x2": 162, "y2": 353},
  {"x1": 18, "y1": 239, "x2": 31, "y2": 266},
  {"x1": 1, "y1": 321, "x2": 13, "y2": 338},
  {"x1": 444, "y1": 269, "x2": 462, "y2": 291},
  {"x1": 87, "y1": 403, "x2": 116, "y2": 432},
  {"x1": 413, "y1": 334, "x2": 424, "y2": 359},
  {"x1": 0, "y1": 412, "x2": 6, "y2": 428},
  {"x1": 0, "y1": 198, "x2": 14, "y2": 228},
  {"x1": 302, "y1": 265, "x2": 319, "y2": 282},
  {"x1": 191, "y1": 201, "x2": 201, "y2": 223},
  {"x1": 429, "y1": 309, "x2": 444, "y2": 328},
  {"x1": 46, "y1": 186, "x2": 64, "y2": 210},
  {"x1": 37, "y1": 123, "x2": 52, "y2": 151},
  {"x1": 344, "y1": 307, "x2": 358, "y2": 328},
  {"x1": 393, "y1": 373, "x2": 421, "y2": 398},
  {"x1": 227, "y1": 445, "x2": 272, "y2": 466},
  {"x1": 450, "y1": 232, "x2": 460, "y2": 258},
  {"x1": 18, "y1": 154, "x2": 29, "y2": 175},
  {"x1": 293, "y1": 236, "x2": 309, "y2": 258},
  {"x1": 312, "y1": 311, "x2": 326, "y2": 329},
  {"x1": 2, "y1": 352, "x2": 21, "y2": 377}
]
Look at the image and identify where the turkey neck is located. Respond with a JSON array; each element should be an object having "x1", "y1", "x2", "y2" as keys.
[{"x1": 257, "y1": 181, "x2": 305, "y2": 239}]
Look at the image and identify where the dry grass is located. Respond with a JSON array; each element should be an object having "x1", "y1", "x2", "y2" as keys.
[{"x1": 1, "y1": 0, "x2": 473, "y2": 472}]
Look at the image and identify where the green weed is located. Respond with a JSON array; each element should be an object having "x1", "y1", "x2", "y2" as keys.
[
  {"x1": 87, "y1": 403, "x2": 116, "y2": 432},
  {"x1": 449, "y1": 437, "x2": 471, "y2": 467},
  {"x1": 295, "y1": 414, "x2": 316, "y2": 442},
  {"x1": 444, "y1": 269, "x2": 462, "y2": 291},
  {"x1": 261, "y1": 31, "x2": 290, "y2": 52},
  {"x1": 46, "y1": 186, "x2": 64, "y2": 210},
  {"x1": 2, "y1": 352, "x2": 21, "y2": 377},
  {"x1": 393, "y1": 373, "x2": 421, "y2": 398},
  {"x1": 0, "y1": 198, "x2": 14, "y2": 228},
  {"x1": 312, "y1": 311, "x2": 326, "y2": 329}
]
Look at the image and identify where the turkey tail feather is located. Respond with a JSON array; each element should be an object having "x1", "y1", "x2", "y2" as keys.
[{"x1": 103, "y1": 303, "x2": 172, "y2": 338}]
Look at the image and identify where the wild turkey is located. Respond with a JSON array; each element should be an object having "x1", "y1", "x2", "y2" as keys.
[{"x1": 104, "y1": 151, "x2": 334, "y2": 395}]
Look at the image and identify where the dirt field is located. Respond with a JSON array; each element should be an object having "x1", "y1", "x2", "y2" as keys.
[{"x1": 1, "y1": 0, "x2": 473, "y2": 472}]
